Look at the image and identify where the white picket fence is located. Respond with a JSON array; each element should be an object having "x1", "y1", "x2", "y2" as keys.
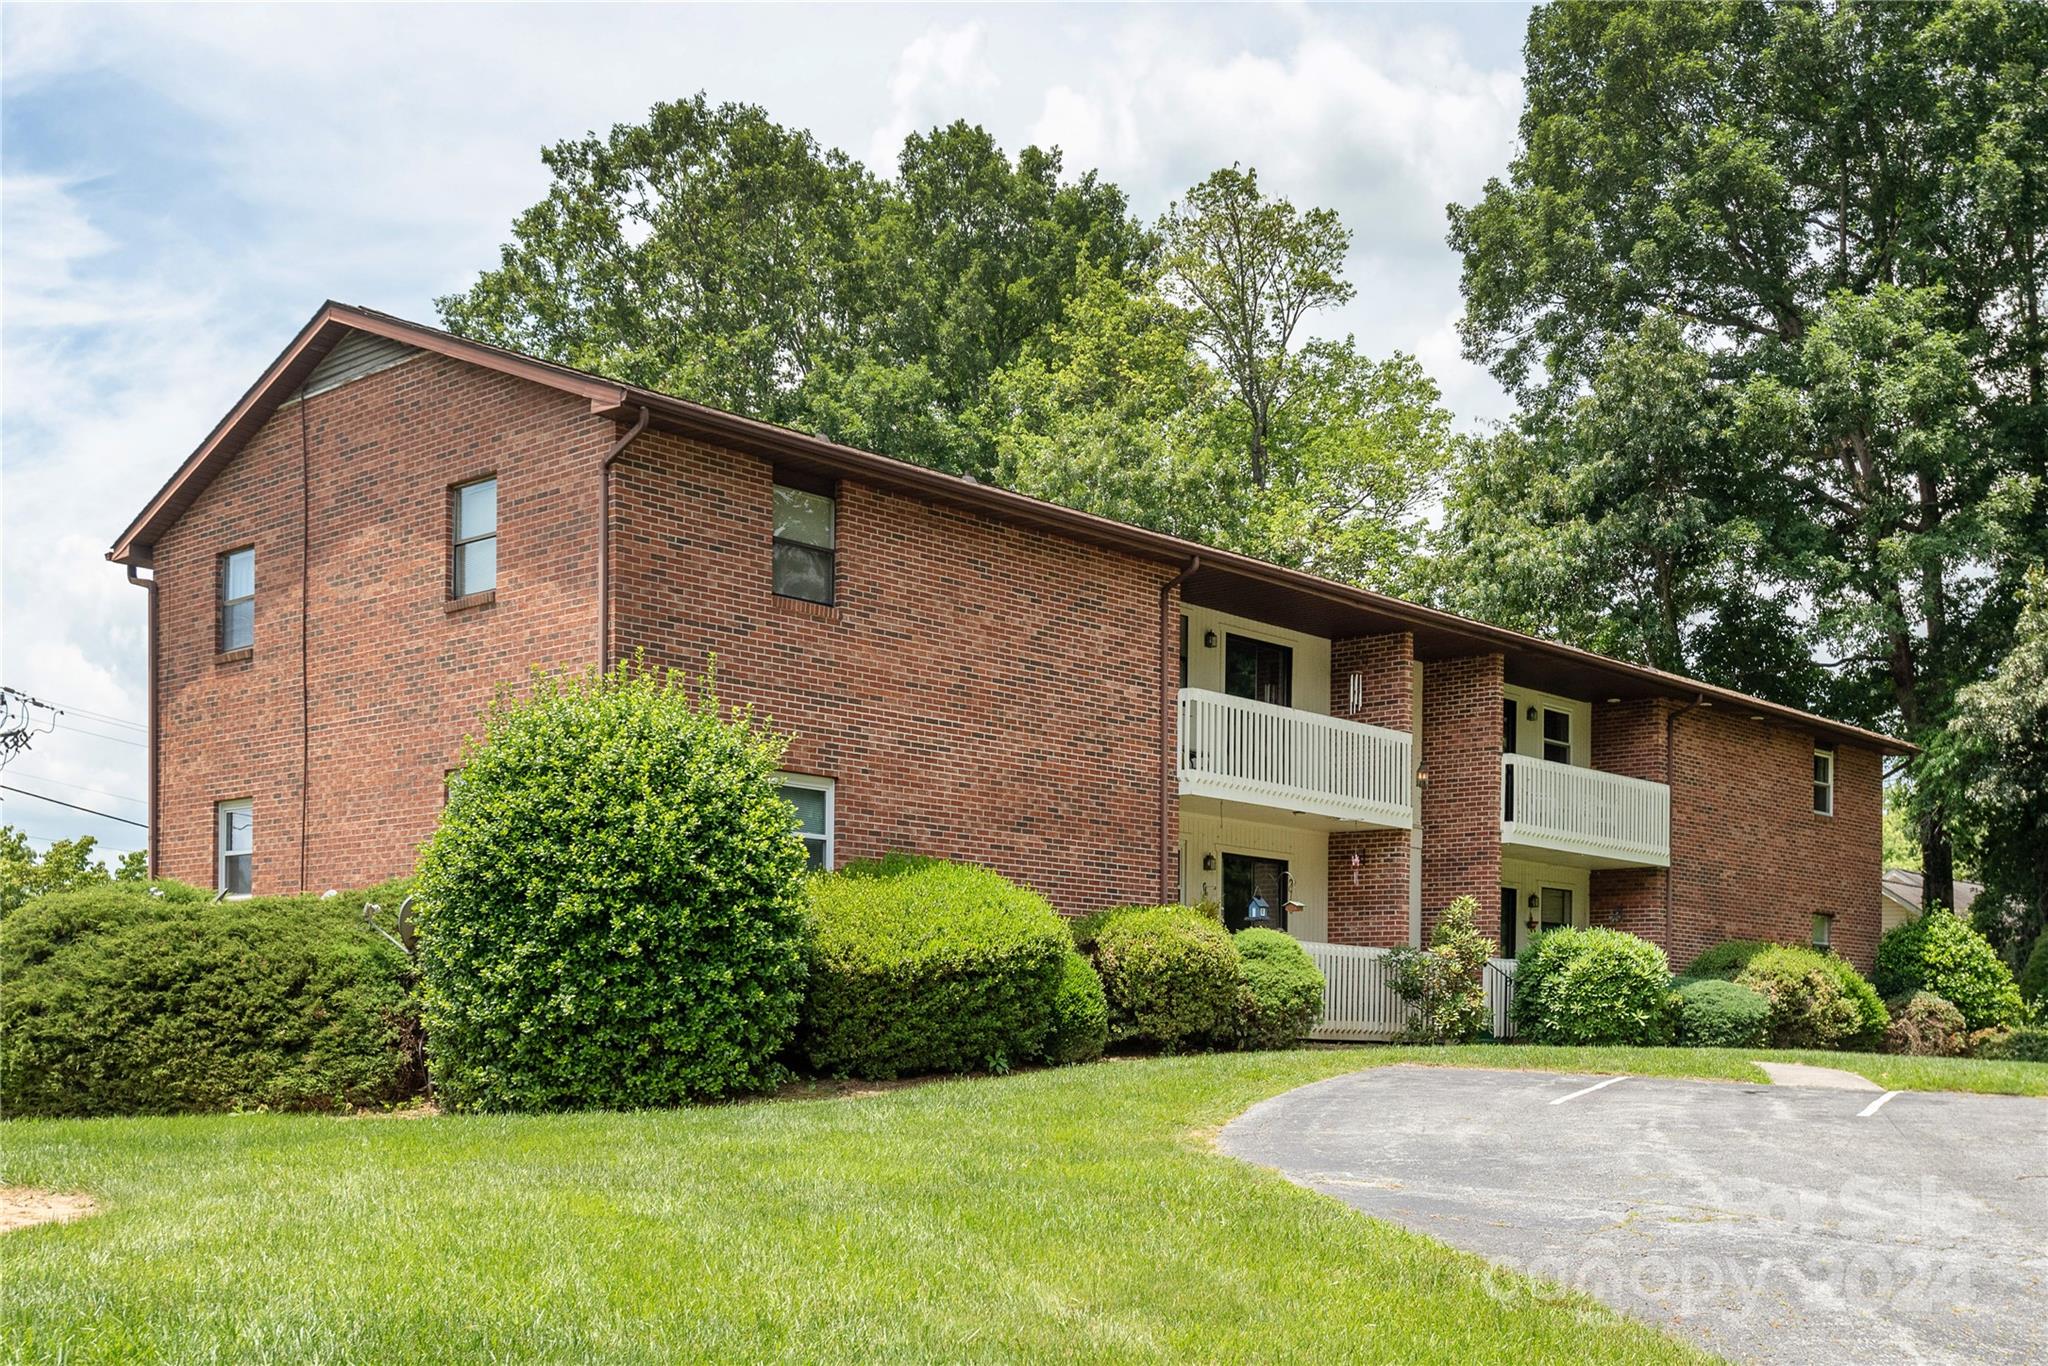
[{"x1": 1303, "y1": 941, "x2": 1517, "y2": 1042}]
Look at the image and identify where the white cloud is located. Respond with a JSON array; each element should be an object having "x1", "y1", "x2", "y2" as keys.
[{"x1": 866, "y1": 22, "x2": 1000, "y2": 171}]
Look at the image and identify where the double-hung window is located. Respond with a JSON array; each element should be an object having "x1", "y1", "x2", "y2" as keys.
[
  {"x1": 772, "y1": 483, "x2": 836, "y2": 605},
  {"x1": 218, "y1": 548, "x2": 254, "y2": 652},
  {"x1": 217, "y1": 799, "x2": 253, "y2": 896},
  {"x1": 1811, "y1": 913, "x2": 1834, "y2": 953},
  {"x1": 452, "y1": 477, "x2": 497, "y2": 598},
  {"x1": 1813, "y1": 747, "x2": 1835, "y2": 816},
  {"x1": 776, "y1": 774, "x2": 834, "y2": 870},
  {"x1": 1541, "y1": 708, "x2": 1572, "y2": 764}
]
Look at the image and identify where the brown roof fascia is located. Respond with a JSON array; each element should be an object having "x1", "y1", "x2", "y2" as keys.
[{"x1": 110, "y1": 303, "x2": 1915, "y2": 756}]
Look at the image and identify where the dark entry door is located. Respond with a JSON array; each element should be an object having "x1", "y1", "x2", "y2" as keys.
[
  {"x1": 1225, "y1": 635, "x2": 1293, "y2": 707},
  {"x1": 1500, "y1": 886, "x2": 1518, "y2": 958},
  {"x1": 1223, "y1": 854, "x2": 1289, "y2": 932}
]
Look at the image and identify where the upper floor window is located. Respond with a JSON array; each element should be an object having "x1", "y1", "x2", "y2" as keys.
[
  {"x1": 772, "y1": 483, "x2": 836, "y2": 605},
  {"x1": 1225, "y1": 634, "x2": 1292, "y2": 707},
  {"x1": 1541, "y1": 708, "x2": 1572, "y2": 764},
  {"x1": 1813, "y1": 747, "x2": 1835, "y2": 816},
  {"x1": 217, "y1": 798, "x2": 253, "y2": 896},
  {"x1": 452, "y1": 477, "x2": 497, "y2": 598},
  {"x1": 776, "y1": 773, "x2": 834, "y2": 870},
  {"x1": 218, "y1": 547, "x2": 254, "y2": 652}
]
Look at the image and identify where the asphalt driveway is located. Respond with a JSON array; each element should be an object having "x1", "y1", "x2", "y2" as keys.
[{"x1": 1219, "y1": 1065, "x2": 2048, "y2": 1364}]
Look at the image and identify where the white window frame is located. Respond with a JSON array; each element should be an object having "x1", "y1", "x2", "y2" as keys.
[
  {"x1": 452, "y1": 476, "x2": 497, "y2": 598},
  {"x1": 218, "y1": 546, "x2": 255, "y2": 652},
  {"x1": 1812, "y1": 912, "x2": 1834, "y2": 953},
  {"x1": 1813, "y1": 747, "x2": 1835, "y2": 816},
  {"x1": 216, "y1": 798, "x2": 253, "y2": 898},
  {"x1": 776, "y1": 772, "x2": 835, "y2": 870}
]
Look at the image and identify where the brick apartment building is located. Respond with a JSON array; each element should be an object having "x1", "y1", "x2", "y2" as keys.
[{"x1": 109, "y1": 303, "x2": 1908, "y2": 973}]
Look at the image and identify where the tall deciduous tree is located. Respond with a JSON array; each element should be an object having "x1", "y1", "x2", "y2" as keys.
[{"x1": 1445, "y1": 0, "x2": 2048, "y2": 908}]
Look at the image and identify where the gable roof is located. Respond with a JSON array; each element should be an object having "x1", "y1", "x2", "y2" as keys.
[
  {"x1": 1882, "y1": 868, "x2": 1980, "y2": 917},
  {"x1": 109, "y1": 300, "x2": 1915, "y2": 755}
]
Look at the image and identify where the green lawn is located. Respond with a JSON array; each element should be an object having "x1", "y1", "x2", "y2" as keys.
[{"x1": 4, "y1": 1046, "x2": 2041, "y2": 1363}]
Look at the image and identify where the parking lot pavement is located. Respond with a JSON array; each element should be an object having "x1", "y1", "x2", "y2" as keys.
[{"x1": 1219, "y1": 1065, "x2": 2048, "y2": 1365}]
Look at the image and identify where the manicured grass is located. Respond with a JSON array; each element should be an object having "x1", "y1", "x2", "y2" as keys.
[
  {"x1": 6, "y1": 1045, "x2": 2040, "y2": 1362},
  {"x1": 1, "y1": 1050, "x2": 1709, "y2": 1364}
]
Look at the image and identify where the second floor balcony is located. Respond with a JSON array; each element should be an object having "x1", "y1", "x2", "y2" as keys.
[
  {"x1": 1177, "y1": 688, "x2": 1413, "y2": 828},
  {"x1": 1502, "y1": 753, "x2": 1670, "y2": 868}
]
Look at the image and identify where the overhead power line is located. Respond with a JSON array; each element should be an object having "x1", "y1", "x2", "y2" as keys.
[
  {"x1": 0, "y1": 784, "x2": 150, "y2": 829},
  {"x1": 11, "y1": 772, "x2": 147, "y2": 808},
  {"x1": 54, "y1": 719, "x2": 147, "y2": 750}
]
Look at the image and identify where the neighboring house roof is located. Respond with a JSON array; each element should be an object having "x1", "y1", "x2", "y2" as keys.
[
  {"x1": 1882, "y1": 868, "x2": 1980, "y2": 918},
  {"x1": 107, "y1": 301, "x2": 1916, "y2": 756}
]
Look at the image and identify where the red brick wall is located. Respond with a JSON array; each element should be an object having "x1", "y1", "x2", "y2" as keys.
[
  {"x1": 1421, "y1": 654, "x2": 1504, "y2": 939},
  {"x1": 152, "y1": 352, "x2": 609, "y2": 892},
  {"x1": 608, "y1": 429, "x2": 1175, "y2": 914},
  {"x1": 1326, "y1": 633, "x2": 1414, "y2": 945},
  {"x1": 1586, "y1": 701, "x2": 1883, "y2": 970}
]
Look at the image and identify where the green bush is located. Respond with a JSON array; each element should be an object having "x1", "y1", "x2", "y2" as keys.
[
  {"x1": 1386, "y1": 896, "x2": 1494, "y2": 1045},
  {"x1": 1876, "y1": 912, "x2": 2027, "y2": 1031},
  {"x1": 1042, "y1": 951, "x2": 1109, "y2": 1066},
  {"x1": 2019, "y1": 934, "x2": 2048, "y2": 1009},
  {"x1": 1980, "y1": 1025, "x2": 2048, "y2": 1062},
  {"x1": 803, "y1": 858, "x2": 1070, "y2": 1078},
  {"x1": 1230, "y1": 928, "x2": 1324, "y2": 1049},
  {"x1": 1882, "y1": 990, "x2": 1969, "y2": 1057},
  {"x1": 1683, "y1": 940, "x2": 1773, "y2": 979},
  {"x1": 1510, "y1": 927, "x2": 1674, "y2": 1046},
  {"x1": 1085, "y1": 905, "x2": 1242, "y2": 1051},
  {"x1": 414, "y1": 665, "x2": 811, "y2": 1111},
  {"x1": 1673, "y1": 977, "x2": 1770, "y2": 1049},
  {"x1": 1706, "y1": 944, "x2": 1887, "y2": 1050},
  {"x1": 1, "y1": 882, "x2": 420, "y2": 1117}
]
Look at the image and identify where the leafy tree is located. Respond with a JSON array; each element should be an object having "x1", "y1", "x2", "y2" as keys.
[
  {"x1": 1446, "y1": 0, "x2": 2048, "y2": 906},
  {"x1": 1924, "y1": 564, "x2": 2048, "y2": 960},
  {"x1": 1160, "y1": 165, "x2": 1354, "y2": 488},
  {"x1": 1882, "y1": 784, "x2": 1923, "y2": 872},
  {"x1": 441, "y1": 99, "x2": 1147, "y2": 479},
  {"x1": 0, "y1": 826, "x2": 140, "y2": 913}
]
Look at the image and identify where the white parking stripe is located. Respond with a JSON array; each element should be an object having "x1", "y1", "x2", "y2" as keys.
[
  {"x1": 1858, "y1": 1091, "x2": 1902, "y2": 1118},
  {"x1": 1550, "y1": 1075, "x2": 1628, "y2": 1106}
]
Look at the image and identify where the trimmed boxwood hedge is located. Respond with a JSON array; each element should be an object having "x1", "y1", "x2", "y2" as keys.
[
  {"x1": 1687, "y1": 941, "x2": 1887, "y2": 1050},
  {"x1": 1230, "y1": 928, "x2": 1325, "y2": 1049},
  {"x1": 1, "y1": 881, "x2": 422, "y2": 1117},
  {"x1": 1510, "y1": 927, "x2": 1674, "y2": 1046},
  {"x1": 1672, "y1": 977, "x2": 1770, "y2": 1048},
  {"x1": 414, "y1": 665, "x2": 812, "y2": 1111},
  {"x1": 802, "y1": 856, "x2": 1070, "y2": 1078},
  {"x1": 1081, "y1": 905, "x2": 1242, "y2": 1052},
  {"x1": 1042, "y1": 951, "x2": 1109, "y2": 1066},
  {"x1": 1874, "y1": 912, "x2": 2025, "y2": 1031}
]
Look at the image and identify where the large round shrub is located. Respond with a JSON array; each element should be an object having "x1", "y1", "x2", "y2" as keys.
[
  {"x1": 1672, "y1": 977, "x2": 1770, "y2": 1048},
  {"x1": 1, "y1": 881, "x2": 420, "y2": 1117},
  {"x1": 1882, "y1": 991, "x2": 1968, "y2": 1057},
  {"x1": 1981, "y1": 1025, "x2": 2048, "y2": 1062},
  {"x1": 1700, "y1": 944, "x2": 1886, "y2": 1050},
  {"x1": 1042, "y1": 951, "x2": 1109, "y2": 1066},
  {"x1": 414, "y1": 666, "x2": 811, "y2": 1111},
  {"x1": 802, "y1": 857, "x2": 1069, "y2": 1078},
  {"x1": 1086, "y1": 905, "x2": 1242, "y2": 1051},
  {"x1": 2019, "y1": 934, "x2": 2048, "y2": 1010},
  {"x1": 1510, "y1": 927, "x2": 1674, "y2": 1046},
  {"x1": 1230, "y1": 928, "x2": 1325, "y2": 1049},
  {"x1": 1874, "y1": 912, "x2": 2026, "y2": 1031}
]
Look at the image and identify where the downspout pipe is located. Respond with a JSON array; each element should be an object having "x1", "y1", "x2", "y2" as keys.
[
  {"x1": 1662, "y1": 694, "x2": 1707, "y2": 950},
  {"x1": 596, "y1": 405, "x2": 651, "y2": 672},
  {"x1": 126, "y1": 563, "x2": 159, "y2": 878},
  {"x1": 1158, "y1": 555, "x2": 1200, "y2": 902}
]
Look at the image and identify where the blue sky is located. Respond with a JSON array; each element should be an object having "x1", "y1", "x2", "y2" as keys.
[{"x1": 0, "y1": 2, "x2": 1532, "y2": 862}]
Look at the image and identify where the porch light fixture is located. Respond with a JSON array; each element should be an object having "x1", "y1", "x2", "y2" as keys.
[
  {"x1": 1414, "y1": 766, "x2": 1430, "y2": 786},
  {"x1": 1527, "y1": 893, "x2": 1540, "y2": 908},
  {"x1": 1203, "y1": 629, "x2": 1218, "y2": 648},
  {"x1": 1606, "y1": 696, "x2": 1621, "y2": 703},
  {"x1": 1202, "y1": 853, "x2": 1217, "y2": 871},
  {"x1": 1526, "y1": 705, "x2": 1538, "y2": 721}
]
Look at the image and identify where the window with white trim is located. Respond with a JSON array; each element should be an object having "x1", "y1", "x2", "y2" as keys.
[
  {"x1": 776, "y1": 774, "x2": 834, "y2": 871},
  {"x1": 452, "y1": 477, "x2": 497, "y2": 597},
  {"x1": 1541, "y1": 708, "x2": 1572, "y2": 764},
  {"x1": 219, "y1": 547, "x2": 254, "y2": 652},
  {"x1": 1812, "y1": 913, "x2": 1833, "y2": 953},
  {"x1": 1813, "y1": 747, "x2": 1835, "y2": 816},
  {"x1": 217, "y1": 799, "x2": 253, "y2": 896}
]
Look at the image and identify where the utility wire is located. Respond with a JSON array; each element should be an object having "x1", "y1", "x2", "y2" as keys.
[
  {"x1": 53, "y1": 719, "x2": 147, "y2": 749},
  {"x1": 0, "y1": 784, "x2": 150, "y2": 829},
  {"x1": 11, "y1": 772, "x2": 147, "y2": 807}
]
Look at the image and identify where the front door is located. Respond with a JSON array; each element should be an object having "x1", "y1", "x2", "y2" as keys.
[
  {"x1": 1223, "y1": 854, "x2": 1289, "y2": 933},
  {"x1": 1225, "y1": 634, "x2": 1293, "y2": 707},
  {"x1": 1499, "y1": 886, "x2": 1518, "y2": 958}
]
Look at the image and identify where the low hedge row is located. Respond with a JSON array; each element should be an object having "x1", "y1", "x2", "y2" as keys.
[
  {"x1": 1072, "y1": 904, "x2": 1324, "y2": 1053},
  {"x1": 1685, "y1": 941, "x2": 1888, "y2": 1050},
  {"x1": 1, "y1": 881, "x2": 423, "y2": 1118}
]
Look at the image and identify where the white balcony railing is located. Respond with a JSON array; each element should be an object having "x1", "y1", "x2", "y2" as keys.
[
  {"x1": 1177, "y1": 688, "x2": 1412, "y2": 827},
  {"x1": 1502, "y1": 753, "x2": 1670, "y2": 867}
]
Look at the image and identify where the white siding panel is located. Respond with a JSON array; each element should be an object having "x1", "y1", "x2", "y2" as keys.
[{"x1": 302, "y1": 331, "x2": 421, "y2": 398}]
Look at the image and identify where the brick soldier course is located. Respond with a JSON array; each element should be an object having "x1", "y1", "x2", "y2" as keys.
[{"x1": 111, "y1": 303, "x2": 1910, "y2": 970}]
